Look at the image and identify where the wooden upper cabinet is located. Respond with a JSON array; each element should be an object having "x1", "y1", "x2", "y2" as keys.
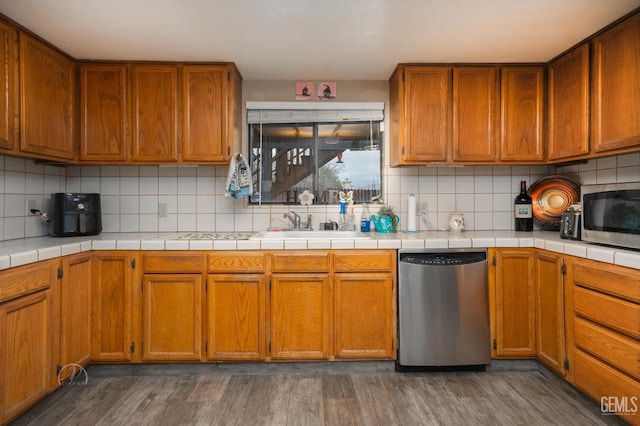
[
  {"x1": 389, "y1": 65, "x2": 451, "y2": 165},
  {"x1": 19, "y1": 33, "x2": 76, "y2": 161},
  {"x1": 547, "y1": 44, "x2": 590, "y2": 162},
  {"x1": 79, "y1": 64, "x2": 128, "y2": 162},
  {"x1": 182, "y1": 64, "x2": 241, "y2": 163},
  {"x1": 592, "y1": 12, "x2": 640, "y2": 153},
  {"x1": 500, "y1": 66, "x2": 545, "y2": 162},
  {"x1": 130, "y1": 65, "x2": 178, "y2": 162},
  {"x1": 0, "y1": 20, "x2": 18, "y2": 151},
  {"x1": 452, "y1": 67, "x2": 499, "y2": 162}
]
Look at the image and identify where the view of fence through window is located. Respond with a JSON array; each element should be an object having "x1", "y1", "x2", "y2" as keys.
[{"x1": 249, "y1": 119, "x2": 383, "y2": 205}]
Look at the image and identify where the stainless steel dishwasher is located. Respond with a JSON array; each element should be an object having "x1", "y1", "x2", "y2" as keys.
[{"x1": 396, "y1": 249, "x2": 490, "y2": 370}]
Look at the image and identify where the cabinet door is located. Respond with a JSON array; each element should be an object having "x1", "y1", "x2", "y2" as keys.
[
  {"x1": 500, "y1": 67, "x2": 544, "y2": 162},
  {"x1": 390, "y1": 65, "x2": 451, "y2": 164},
  {"x1": 79, "y1": 64, "x2": 128, "y2": 161},
  {"x1": 592, "y1": 12, "x2": 640, "y2": 153},
  {"x1": 92, "y1": 252, "x2": 135, "y2": 362},
  {"x1": 142, "y1": 274, "x2": 202, "y2": 361},
  {"x1": 0, "y1": 290, "x2": 52, "y2": 424},
  {"x1": 0, "y1": 21, "x2": 18, "y2": 150},
  {"x1": 130, "y1": 65, "x2": 178, "y2": 162},
  {"x1": 59, "y1": 253, "x2": 92, "y2": 378},
  {"x1": 452, "y1": 67, "x2": 498, "y2": 162},
  {"x1": 207, "y1": 274, "x2": 266, "y2": 360},
  {"x1": 334, "y1": 273, "x2": 394, "y2": 359},
  {"x1": 19, "y1": 33, "x2": 75, "y2": 160},
  {"x1": 492, "y1": 249, "x2": 536, "y2": 357},
  {"x1": 547, "y1": 44, "x2": 590, "y2": 161},
  {"x1": 182, "y1": 65, "x2": 230, "y2": 162},
  {"x1": 271, "y1": 274, "x2": 331, "y2": 360},
  {"x1": 535, "y1": 252, "x2": 566, "y2": 374}
]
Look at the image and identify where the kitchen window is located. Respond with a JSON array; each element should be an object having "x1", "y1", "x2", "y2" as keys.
[{"x1": 247, "y1": 102, "x2": 384, "y2": 205}]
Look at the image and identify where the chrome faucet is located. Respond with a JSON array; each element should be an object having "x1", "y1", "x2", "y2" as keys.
[{"x1": 284, "y1": 211, "x2": 301, "y2": 229}]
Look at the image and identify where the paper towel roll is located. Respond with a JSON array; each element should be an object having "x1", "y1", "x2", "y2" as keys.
[{"x1": 407, "y1": 194, "x2": 417, "y2": 232}]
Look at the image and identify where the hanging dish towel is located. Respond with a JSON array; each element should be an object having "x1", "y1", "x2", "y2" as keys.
[{"x1": 225, "y1": 153, "x2": 253, "y2": 199}]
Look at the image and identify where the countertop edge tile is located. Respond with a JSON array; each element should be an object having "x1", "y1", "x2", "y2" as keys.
[
  {"x1": 308, "y1": 240, "x2": 331, "y2": 250},
  {"x1": 586, "y1": 246, "x2": 616, "y2": 263},
  {"x1": 614, "y1": 251, "x2": 640, "y2": 269},
  {"x1": 92, "y1": 240, "x2": 116, "y2": 250},
  {"x1": 60, "y1": 243, "x2": 81, "y2": 256},
  {"x1": 236, "y1": 240, "x2": 262, "y2": 250},
  {"x1": 165, "y1": 240, "x2": 190, "y2": 250},
  {"x1": 116, "y1": 240, "x2": 142, "y2": 250},
  {"x1": 38, "y1": 246, "x2": 62, "y2": 261},
  {"x1": 544, "y1": 240, "x2": 565, "y2": 254},
  {"x1": 0, "y1": 231, "x2": 638, "y2": 271},
  {"x1": 141, "y1": 240, "x2": 166, "y2": 250},
  {"x1": 0, "y1": 255, "x2": 11, "y2": 270},
  {"x1": 10, "y1": 250, "x2": 39, "y2": 267},
  {"x1": 472, "y1": 238, "x2": 495, "y2": 248}
]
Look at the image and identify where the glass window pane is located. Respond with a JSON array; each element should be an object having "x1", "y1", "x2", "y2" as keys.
[{"x1": 249, "y1": 120, "x2": 382, "y2": 205}]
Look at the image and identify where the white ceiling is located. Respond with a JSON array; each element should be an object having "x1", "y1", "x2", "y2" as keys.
[{"x1": 1, "y1": 0, "x2": 639, "y2": 80}]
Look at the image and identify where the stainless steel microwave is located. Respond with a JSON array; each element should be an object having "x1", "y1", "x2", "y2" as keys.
[{"x1": 581, "y1": 182, "x2": 640, "y2": 250}]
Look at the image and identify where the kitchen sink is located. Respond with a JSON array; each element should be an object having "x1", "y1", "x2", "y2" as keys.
[{"x1": 250, "y1": 230, "x2": 373, "y2": 240}]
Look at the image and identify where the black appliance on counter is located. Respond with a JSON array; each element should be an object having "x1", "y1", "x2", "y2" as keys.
[
  {"x1": 559, "y1": 211, "x2": 581, "y2": 241},
  {"x1": 49, "y1": 193, "x2": 102, "y2": 237}
]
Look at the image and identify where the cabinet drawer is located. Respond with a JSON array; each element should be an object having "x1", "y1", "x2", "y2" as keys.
[
  {"x1": 0, "y1": 260, "x2": 55, "y2": 302},
  {"x1": 575, "y1": 317, "x2": 640, "y2": 380},
  {"x1": 334, "y1": 250, "x2": 393, "y2": 272},
  {"x1": 143, "y1": 253, "x2": 203, "y2": 273},
  {"x1": 574, "y1": 349, "x2": 640, "y2": 415},
  {"x1": 574, "y1": 259, "x2": 640, "y2": 303},
  {"x1": 208, "y1": 252, "x2": 265, "y2": 273},
  {"x1": 271, "y1": 252, "x2": 330, "y2": 273},
  {"x1": 574, "y1": 286, "x2": 640, "y2": 339}
]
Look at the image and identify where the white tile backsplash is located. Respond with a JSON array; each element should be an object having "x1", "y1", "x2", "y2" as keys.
[{"x1": 0, "y1": 152, "x2": 638, "y2": 240}]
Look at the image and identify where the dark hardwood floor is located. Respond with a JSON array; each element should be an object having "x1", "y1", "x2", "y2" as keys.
[{"x1": 12, "y1": 362, "x2": 627, "y2": 426}]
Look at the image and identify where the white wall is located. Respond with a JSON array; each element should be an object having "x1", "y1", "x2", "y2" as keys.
[{"x1": 0, "y1": 156, "x2": 66, "y2": 241}]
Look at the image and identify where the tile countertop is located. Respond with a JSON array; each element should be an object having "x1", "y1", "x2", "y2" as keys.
[{"x1": 0, "y1": 231, "x2": 638, "y2": 271}]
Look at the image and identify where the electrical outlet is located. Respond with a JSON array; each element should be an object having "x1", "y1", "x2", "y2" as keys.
[
  {"x1": 416, "y1": 201, "x2": 429, "y2": 214},
  {"x1": 158, "y1": 203, "x2": 168, "y2": 218},
  {"x1": 27, "y1": 199, "x2": 36, "y2": 214}
]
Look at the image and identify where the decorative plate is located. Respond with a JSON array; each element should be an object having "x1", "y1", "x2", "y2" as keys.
[{"x1": 528, "y1": 175, "x2": 580, "y2": 225}]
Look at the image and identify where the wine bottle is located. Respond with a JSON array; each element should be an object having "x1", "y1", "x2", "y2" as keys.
[{"x1": 514, "y1": 180, "x2": 533, "y2": 232}]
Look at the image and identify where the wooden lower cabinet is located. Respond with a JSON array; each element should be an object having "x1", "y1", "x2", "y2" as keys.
[
  {"x1": 570, "y1": 258, "x2": 640, "y2": 424},
  {"x1": 141, "y1": 274, "x2": 203, "y2": 361},
  {"x1": 490, "y1": 248, "x2": 536, "y2": 358},
  {"x1": 206, "y1": 274, "x2": 266, "y2": 360},
  {"x1": 58, "y1": 253, "x2": 93, "y2": 379},
  {"x1": 270, "y1": 274, "x2": 331, "y2": 360},
  {"x1": 0, "y1": 290, "x2": 53, "y2": 424},
  {"x1": 334, "y1": 273, "x2": 394, "y2": 359},
  {"x1": 92, "y1": 252, "x2": 136, "y2": 362},
  {"x1": 534, "y1": 251, "x2": 567, "y2": 375}
]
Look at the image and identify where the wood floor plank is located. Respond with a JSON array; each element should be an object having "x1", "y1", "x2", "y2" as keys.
[
  {"x1": 285, "y1": 376, "x2": 324, "y2": 426},
  {"x1": 186, "y1": 375, "x2": 231, "y2": 403},
  {"x1": 12, "y1": 365, "x2": 627, "y2": 426},
  {"x1": 351, "y1": 374, "x2": 403, "y2": 425},
  {"x1": 322, "y1": 375, "x2": 364, "y2": 425}
]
